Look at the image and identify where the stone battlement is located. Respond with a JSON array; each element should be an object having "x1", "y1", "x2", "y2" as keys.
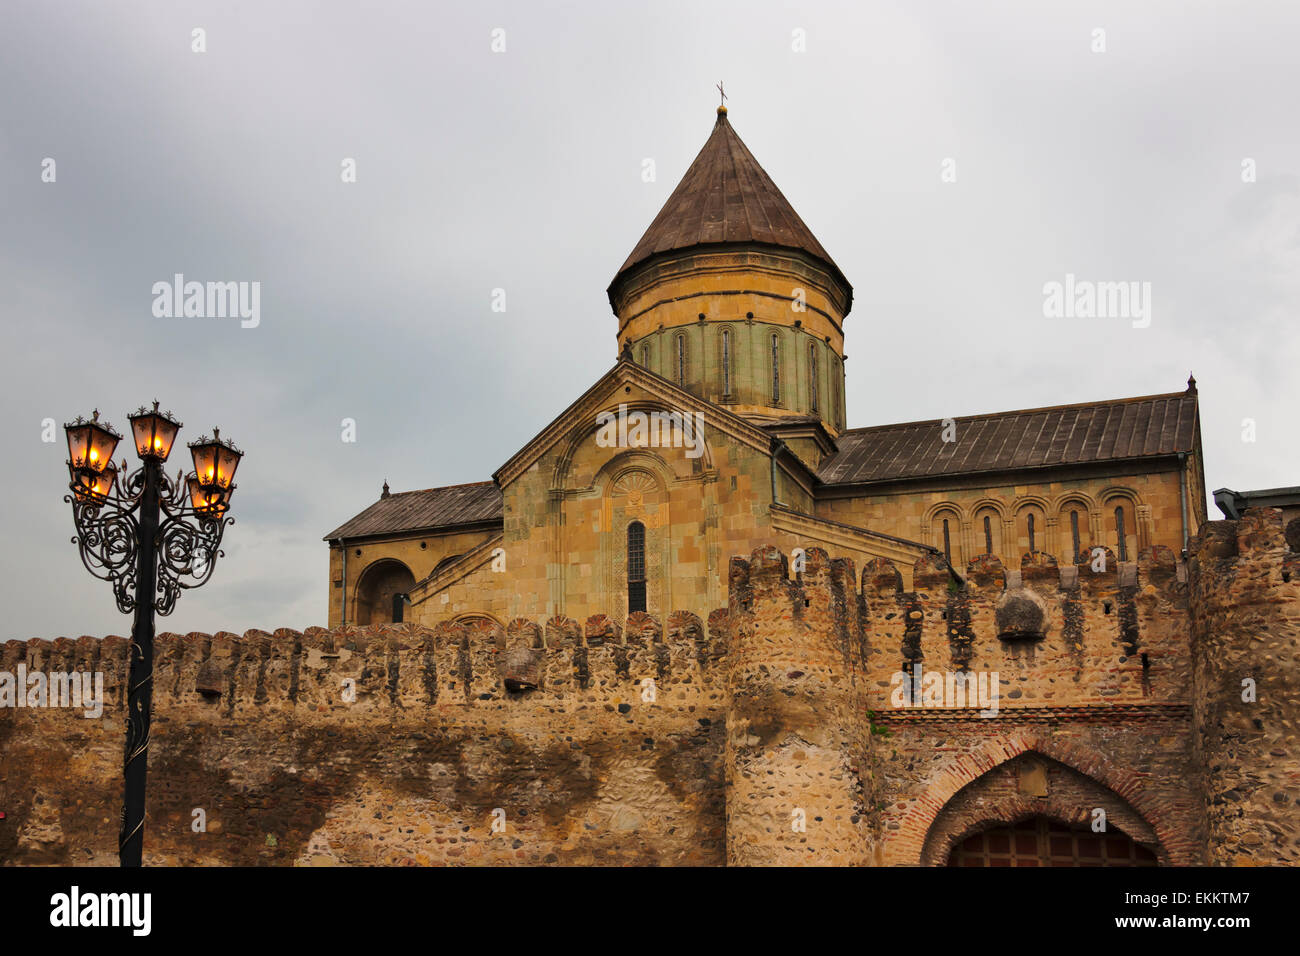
[
  {"x1": 0, "y1": 609, "x2": 734, "y2": 716},
  {"x1": 1, "y1": 538, "x2": 1192, "y2": 716},
  {"x1": 2, "y1": 516, "x2": 1296, "y2": 867}
]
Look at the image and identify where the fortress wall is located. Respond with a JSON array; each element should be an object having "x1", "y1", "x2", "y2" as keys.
[
  {"x1": 859, "y1": 545, "x2": 1190, "y2": 711},
  {"x1": 870, "y1": 712, "x2": 1203, "y2": 866},
  {"x1": 1188, "y1": 508, "x2": 1300, "y2": 865},
  {"x1": 852, "y1": 543, "x2": 1201, "y2": 865},
  {"x1": 5, "y1": 515, "x2": 1297, "y2": 867},
  {"x1": 0, "y1": 610, "x2": 729, "y2": 866}
]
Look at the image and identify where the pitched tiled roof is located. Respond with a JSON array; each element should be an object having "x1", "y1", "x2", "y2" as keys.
[
  {"x1": 324, "y1": 481, "x2": 502, "y2": 540},
  {"x1": 818, "y1": 392, "x2": 1198, "y2": 486},
  {"x1": 610, "y1": 109, "x2": 848, "y2": 292}
]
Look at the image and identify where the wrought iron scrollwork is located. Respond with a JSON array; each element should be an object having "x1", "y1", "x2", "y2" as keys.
[
  {"x1": 67, "y1": 463, "x2": 234, "y2": 617},
  {"x1": 65, "y1": 465, "x2": 142, "y2": 613}
]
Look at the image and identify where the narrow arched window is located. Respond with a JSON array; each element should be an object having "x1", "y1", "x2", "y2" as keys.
[
  {"x1": 771, "y1": 334, "x2": 780, "y2": 402},
  {"x1": 831, "y1": 366, "x2": 840, "y2": 428},
  {"x1": 1027, "y1": 513, "x2": 1036, "y2": 553},
  {"x1": 627, "y1": 521, "x2": 646, "y2": 613},
  {"x1": 1115, "y1": 506, "x2": 1128, "y2": 562},
  {"x1": 640, "y1": 343, "x2": 649, "y2": 367},
  {"x1": 1070, "y1": 510, "x2": 1081, "y2": 562},
  {"x1": 808, "y1": 343, "x2": 818, "y2": 412},
  {"x1": 721, "y1": 328, "x2": 731, "y2": 395},
  {"x1": 675, "y1": 334, "x2": 686, "y2": 386},
  {"x1": 942, "y1": 519, "x2": 952, "y2": 564},
  {"x1": 983, "y1": 515, "x2": 993, "y2": 554}
]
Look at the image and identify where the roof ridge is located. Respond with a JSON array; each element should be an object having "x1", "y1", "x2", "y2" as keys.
[
  {"x1": 388, "y1": 480, "x2": 498, "y2": 497},
  {"x1": 838, "y1": 389, "x2": 1192, "y2": 435}
]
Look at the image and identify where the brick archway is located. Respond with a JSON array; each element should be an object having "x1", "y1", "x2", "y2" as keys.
[
  {"x1": 883, "y1": 734, "x2": 1192, "y2": 865},
  {"x1": 945, "y1": 816, "x2": 1159, "y2": 867},
  {"x1": 921, "y1": 782, "x2": 1167, "y2": 866}
]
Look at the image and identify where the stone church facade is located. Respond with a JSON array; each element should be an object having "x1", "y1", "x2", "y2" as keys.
[{"x1": 325, "y1": 104, "x2": 1209, "y2": 634}]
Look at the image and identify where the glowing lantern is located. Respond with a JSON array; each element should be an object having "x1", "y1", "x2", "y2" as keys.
[{"x1": 128, "y1": 401, "x2": 182, "y2": 462}]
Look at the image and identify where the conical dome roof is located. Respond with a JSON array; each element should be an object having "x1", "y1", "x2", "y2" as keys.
[{"x1": 609, "y1": 108, "x2": 850, "y2": 298}]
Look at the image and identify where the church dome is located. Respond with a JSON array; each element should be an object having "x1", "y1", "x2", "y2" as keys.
[
  {"x1": 608, "y1": 106, "x2": 852, "y2": 434},
  {"x1": 609, "y1": 107, "x2": 851, "y2": 302}
]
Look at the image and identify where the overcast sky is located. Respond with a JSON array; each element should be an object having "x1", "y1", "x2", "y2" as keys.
[{"x1": 2, "y1": 1, "x2": 1297, "y2": 641}]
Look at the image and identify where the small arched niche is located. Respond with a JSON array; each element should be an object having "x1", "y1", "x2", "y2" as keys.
[{"x1": 354, "y1": 558, "x2": 416, "y2": 625}]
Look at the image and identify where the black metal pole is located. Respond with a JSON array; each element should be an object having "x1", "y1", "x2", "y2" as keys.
[{"x1": 120, "y1": 458, "x2": 160, "y2": 867}]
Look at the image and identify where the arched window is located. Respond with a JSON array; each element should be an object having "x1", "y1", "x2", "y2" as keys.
[
  {"x1": 808, "y1": 343, "x2": 818, "y2": 412},
  {"x1": 771, "y1": 333, "x2": 780, "y2": 402},
  {"x1": 1070, "y1": 510, "x2": 1081, "y2": 562},
  {"x1": 640, "y1": 343, "x2": 649, "y2": 367},
  {"x1": 831, "y1": 363, "x2": 840, "y2": 428},
  {"x1": 1115, "y1": 506, "x2": 1128, "y2": 562},
  {"x1": 627, "y1": 521, "x2": 646, "y2": 613},
  {"x1": 721, "y1": 328, "x2": 731, "y2": 395},
  {"x1": 1027, "y1": 513, "x2": 1037, "y2": 553},
  {"x1": 675, "y1": 335, "x2": 686, "y2": 386},
  {"x1": 983, "y1": 515, "x2": 993, "y2": 554},
  {"x1": 932, "y1": 508, "x2": 963, "y2": 568}
]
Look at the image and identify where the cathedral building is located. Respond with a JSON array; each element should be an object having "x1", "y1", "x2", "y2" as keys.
[{"x1": 324, "y1": 105, "x2": 1208, "y2": 630}]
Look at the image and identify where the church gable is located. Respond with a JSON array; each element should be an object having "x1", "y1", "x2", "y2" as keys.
[
  {"x1": 489, "y1": 361, "x2": 790, "y2": 621},
  {"x1": 492, "y1": 360, "x2": 773, "y2": 492}
]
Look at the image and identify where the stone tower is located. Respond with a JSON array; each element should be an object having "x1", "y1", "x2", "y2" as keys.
[
  {"x1": 607, "y1": 106, "x2": 852, "y2": 435},
  {"x1": 1188, "y1": 509, "x2": 1300, "y2": 864}
]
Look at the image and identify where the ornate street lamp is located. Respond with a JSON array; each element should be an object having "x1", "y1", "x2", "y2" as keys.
[{"x1": 63, "y1": 401, "x2": 243, "y2": 867}]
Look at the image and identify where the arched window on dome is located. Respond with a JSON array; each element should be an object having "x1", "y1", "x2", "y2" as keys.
[
  {"x1": 831, "y1": 360, "x2": 840, "y2": 428},
  {"x1": 675, "y1": 334, "x2": 686, "y2": 387},
  {"x1": 640, "y1": 343, "x2": 649, "y2": 368},
  {"x1": 808, "y1": 342, "x2": 818, "y2": 412},
  {"x1": 627, "y1": 520, "x2": 647, "y2": 613},
  {"x1": 770, "y1": 333, "x2": 781, "y2": 403},
  {"x1": 721, "y1": 328, "x2": 731, "y2": 396},
  {"x1": 1115, "y1": 506, "x2": 1129, "y2": 562}
]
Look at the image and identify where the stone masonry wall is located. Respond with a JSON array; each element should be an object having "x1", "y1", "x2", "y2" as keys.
[
  {"x1": 0, "y1": 611, "x2": 729, "y2": 866},
  {"x1": 848, "y1": 539, "x2": 1203, "y2": 865},
  {"x1": 1188, "y1": 508, "x2": 1300, "y2": 865},
  {"x1": 724, "y1": 547, "x2": 872, "y2": 865},
  {"x1": 4, "y1": 520, "x2": 1297, "y2": 867}
]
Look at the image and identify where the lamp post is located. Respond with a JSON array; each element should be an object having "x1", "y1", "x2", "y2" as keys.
[{"x1": 63, "y1": 401, "x2": 243, "y2": 867}]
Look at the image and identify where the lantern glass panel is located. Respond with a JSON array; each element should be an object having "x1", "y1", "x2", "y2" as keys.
[
  {"x1": 72, "y1": 461, "x2": 117, "y2": 501},
  {"x1": 187, "y1": 476, "x2": 228, "y2": 514},
  {"x1": 90, "y1": 463, "x2": 118, "y2": 498},
  {"x1": 89, "y1": 425, "x2": 120, "y2": 470},
  {"x1": 190, "y1": 436, "x2": 242, "y2": 489},
  {"x1": 191, "y1": 443, "x2": 217, "y2": 485},
  {"x1": 66, "y1": 420, "x2": 120, "y2": 473},
  {"x1": 130, "y1": 413, "x2": 180, "y2": 462},
  {"x1": 215, "y1": 446, "x2": 241, "y2": 487},
  {"x1": 65, "y1": 424, "x2": 90, "y2": 469}
]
